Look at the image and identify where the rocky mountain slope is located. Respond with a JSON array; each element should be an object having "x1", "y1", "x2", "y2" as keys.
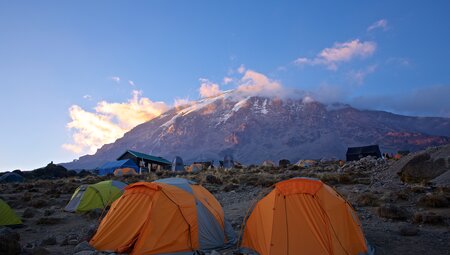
[{"x1": 62, "y1": 91, "x2": 450, "y2": 170}]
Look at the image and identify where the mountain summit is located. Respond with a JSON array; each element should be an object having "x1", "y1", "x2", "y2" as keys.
[{"x1": 62, "y1": 91, "x2": 450, "y2": 170}]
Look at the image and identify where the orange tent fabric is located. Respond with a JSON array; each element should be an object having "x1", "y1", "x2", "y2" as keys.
[
  {"x1": 113, "y1": 167, "x2": 138, "y2": 176},
  {"x1": 241, "y1": 178, "x2": 371, "y2": 255},
  {"x1": 90, "y1": 178, "x2": 236, "y2": 254}
]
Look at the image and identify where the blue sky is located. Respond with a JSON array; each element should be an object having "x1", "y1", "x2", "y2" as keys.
[{"x1": 0, "y1": 1, "x2": 449, "y2": 171}]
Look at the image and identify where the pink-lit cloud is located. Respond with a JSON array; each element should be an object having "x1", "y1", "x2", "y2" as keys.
[
  {"x1": 199, "y1": 78, "x2": 223, "y2": 98},
  {"x1": 223, "y1": 77, "x2": 233, "y2": 84},
  {"x1": 237, "y1": 70, "x2": 283, "y2": 96},
  {"x1": 63, "y1": 90, "x2": 169, "y2": 154},
  {"x1": 295, "y1": 39, "x2": 376, "y2": 70}
]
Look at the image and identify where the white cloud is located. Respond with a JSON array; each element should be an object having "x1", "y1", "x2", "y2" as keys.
[
  {"x1": 295, "y1": 39, "x2": 376, "y2": 70},
  {"x1": 83, "y1": 95, "x2": 92, "y2": 100},
  {"x1": 173, "y1": 97, "x2": 192, "y2": 108},
  {"x1": 347, "y1": 65, "x2": 377, "y2": 85},
  {"x1": 199, "y1": 78, "x2": 223, "y2": 98},
  {"x1": 128, "y1": 80, "x2": 135, "y2": 86},
  {"x1": 110, "y1": 76, "x2": 121, "y2": 83},
  {"x1": 237, "y1": 64, "x2": 246, "y2": 74},
  {"x1": 367, "y1": 19, "x2": 388, "y2": 32},
  {"x1": 63, "y1": 90, "x2": 169, "y2": 155},
  {"x1": 237, "y1": 70, "x2": 283, "y2": 96},
  {"x1": 223, "y1": 77, "x2": 233, "y2": 84}
]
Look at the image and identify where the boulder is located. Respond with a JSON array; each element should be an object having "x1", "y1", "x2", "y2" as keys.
[
  {"x1": 0, "y1": 228, "x2": 21, "y2": 255},
  {"x1": 22, "y1": 208, "x2": 36, "y2": 218},
  {"x1": 73, "y1": 241, "x2": 95, "y2": 253},
  {"x1": 205, "y1": 175, "x2": 223, "y2": 185},
  {"x1": 40, "y1": 235, "x2": 57, "y2": 246},
  {"x1": 377, "y1": 204, "x2": 409, "y2": 220},
  {"x1": 399, "y1": 223, "x2": 419, "y2": 236},
  {"x1": 398, "y1": 152, "x2": 449, "y2": 183}
]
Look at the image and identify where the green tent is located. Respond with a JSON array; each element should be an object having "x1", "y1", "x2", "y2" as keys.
[
  {"x1": 0, "y1": 199, "x2": 22, "y2": 226},
  {"x1": 64, "y1": 180, "x2": 127, "y2": 213}
]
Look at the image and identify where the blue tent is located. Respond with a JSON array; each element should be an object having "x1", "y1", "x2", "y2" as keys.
[
  {"x1": 96, "y1": 159, "x2": 139, "y2": 176},
  {"x1": 171, "y1": 156, "x2": 184, "y2": 171}
]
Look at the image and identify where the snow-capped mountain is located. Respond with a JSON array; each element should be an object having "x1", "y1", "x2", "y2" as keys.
[{"x1": 62, "y1": 91, "x2": 450, "y2": 170}]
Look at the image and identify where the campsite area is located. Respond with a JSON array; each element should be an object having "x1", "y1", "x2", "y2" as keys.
[{"x1": 0, "y1": 145, "x2": 449, "y2": 255}]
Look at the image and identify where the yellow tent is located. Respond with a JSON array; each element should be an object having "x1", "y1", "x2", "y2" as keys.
[{"x1": 0, "y1": 199, "x2": 22, "y2": 226}]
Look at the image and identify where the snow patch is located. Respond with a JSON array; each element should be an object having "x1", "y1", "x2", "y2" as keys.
[
  {"x1": 161, "y1": 90, "x2": 234, "y2": 128},
  {"x1": 252, "y1": 98, "x2": 269, "y2": 114},
  {"x1": 218, "y1": 96, "x2": 251, "y2": 124}
]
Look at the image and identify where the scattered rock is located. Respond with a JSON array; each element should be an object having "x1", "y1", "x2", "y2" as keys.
[
  {"x1": 74, "y1": 251, "x2": 96, "y2": 255},
  {"x1": 43, "y1": 209, "x2": 55, "y2": 216},
  {"x1": 355, "y1": 192, "x2": 380, "y2": 207},
  {"x1": 73, "y1": 241, "x2": 95, "y2": 253},
  {"x1": 0, "y1": 228, "x2": 21, "y2": 255},
  {"x1": 377, "y1": 204, "x2": 409, "y2": 220},
  {"x1": 223, "y1": 183, "x2": 239, "y2": 192},
  {"x1": 205, "y1": 175, "x2": 223, "y2": 185},
  {"x1": 40, "y1": 235, "x2": 57, "y2": 246},
  {"x1": 417, "y1": 193, "x2": 448, "y2": 208},
  {"x1": 84, "y1": 208, "x2": 103, "y2": 220},
  {"x1": 36, "y1": 217, "x2": 63, "y2": 225},
  {"x1": 30, "y1": 247, "x2": 50, "y2": 255},
  {"x1": 22, "y1": 208, "x2": 36, "y2": 218},
  {"x1": 31, "y1": 198, "x2": 48, "y2": 208},
  {"x1": 399, "y1": 224, "x2": 419, "y2": 236}
]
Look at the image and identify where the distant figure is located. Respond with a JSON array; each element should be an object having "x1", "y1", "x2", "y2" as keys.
[
  {"x1": 171, "y1": 156, "x2": 185, "y2": 172},
  {"x1": 223, "y1": 155, "x2": 234, "y2": 169},
  {"x1": 279, "y1": 159, "x2": 291, "y2": 168}
]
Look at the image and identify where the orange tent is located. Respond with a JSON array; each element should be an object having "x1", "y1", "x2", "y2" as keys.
[
  {"x1": 113, "y1": 167, "x2": 138, "y2": 176},
  {"x1": 241, "y1": 178, "x2": 373, "y2": 255},
  {"x1": 90, "y1": 178, "x2": 236, "y2": 254}
]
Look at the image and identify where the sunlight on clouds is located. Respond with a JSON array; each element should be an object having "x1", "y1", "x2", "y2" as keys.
[
  {"x1": 223, "y1": 77, "x2": 233, "y2": 84},
  {"x1": 295, "y1": 39, "x2": 376, "y2": 70},
  {"x1": 237, "y1": 70, "x2": 282, "y2": 96},
  {"x1": 199, "y1": 78, "x2": 223, "y2": 98},
  {"x1": 63, "y1": 90, "x2": 169, "y2": 155}
]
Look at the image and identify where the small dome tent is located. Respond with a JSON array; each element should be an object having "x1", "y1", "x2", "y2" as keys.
[
  {"x1": 171, "y1": 156, "x2": 185, "y2": 171},
  {"x1": 114, "y1": 168, "x2": 138, "y2": 176},
  {"x1": 187, "y1": 163, "x2": 203, "y2": 172},
  {"x1": 223, "y1": 155, "x2": 234, "y2": 169},
  {"x1": 65, "y1": 180, "x2": 127, "y2": 213},
  {"x1": 96, "y1": 159, "x2": 139, "y2": 176},
  {"x1": 241, "y1": 178, "x2": 373, "y2": 255},
  {"x1": 0, "y1": 199, "x2": 22, "y2": 226},
  {"x1": 90, "y1": 178, "x2": 237, "y2": 255}
]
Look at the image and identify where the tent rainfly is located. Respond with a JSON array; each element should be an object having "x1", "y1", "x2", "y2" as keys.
[{"x1": 96, "y1": 159, "x2": 139, "y2": 176}]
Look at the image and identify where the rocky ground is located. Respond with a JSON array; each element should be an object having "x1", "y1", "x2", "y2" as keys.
[{"x1": 1, "y1": 146, "x2": 449, "y2": 255}]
